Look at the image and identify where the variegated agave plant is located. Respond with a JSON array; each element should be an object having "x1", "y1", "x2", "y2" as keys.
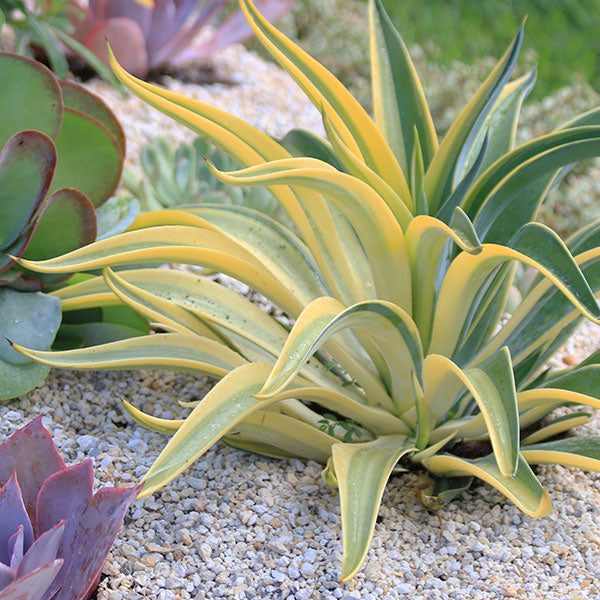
[{"x1": 12, "y1": 0, "x2": 600, "y2": 581}]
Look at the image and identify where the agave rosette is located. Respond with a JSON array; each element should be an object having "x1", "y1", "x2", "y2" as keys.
[{"x1": 13, "y1": 0, "x2": 600, "y2": 580}]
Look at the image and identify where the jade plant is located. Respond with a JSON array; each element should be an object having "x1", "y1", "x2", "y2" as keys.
[
  {"x1": 0, "y1": 417, "x2": 140, "y2": 599},
  {"x1": 0, "y1": 51, "x2": 144, "y2": 400},
  {"x1": 13, "y1": 0, "x2": 600, "y2": 581},
  {"x1": 122, "y1": 136, "x2": 279, "y2": 215}
]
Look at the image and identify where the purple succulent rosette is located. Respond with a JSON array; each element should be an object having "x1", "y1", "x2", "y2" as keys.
[{"x1": 0, "y1": 417, "x2": 142, "y2": 600}]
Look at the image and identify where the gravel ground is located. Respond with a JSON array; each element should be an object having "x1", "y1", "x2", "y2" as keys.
[{"x1": 5, "y1": 44, "x2": 600, "y2": 599}]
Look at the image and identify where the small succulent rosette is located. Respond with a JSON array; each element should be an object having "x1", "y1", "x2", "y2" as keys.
[{"x1": 0, "y1": 417, "x2": 141, "y2": 600}]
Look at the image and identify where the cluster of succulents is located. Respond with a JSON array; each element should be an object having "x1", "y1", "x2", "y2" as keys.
[
  {"x1": 13, "y1": 0, "x2": 600, "y2": 582},
  {"x1": 67, "y1": 0, "x2": 293, "y2": 77},
  {"x1": 0, "y1": 51, "x2": 146, "y2": 400},
  {"x1": 0, "y1": 417, "x2": 140, "y2": 599},
  {"x1": 122, "y1": 135, "x2": 279, "y2": 216}
]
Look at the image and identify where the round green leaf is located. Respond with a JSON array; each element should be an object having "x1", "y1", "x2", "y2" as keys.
[
  {"x1": 51, "y1": 107, "x2": 123, "y2": 207},
  {"x1": 0, "y1": 52, "x2": 63, "y2": 149}
]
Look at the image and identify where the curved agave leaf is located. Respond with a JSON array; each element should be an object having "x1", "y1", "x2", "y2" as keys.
[
  {"x1": 139, "y1": 362, "x2": 286, "y2": 496},
  {"x1": 238, "y1": 0, "x2": 409, "y2": 195},
  {"x1": 369, "y1": 0, "x2": 437, "y2": 174},
  {"x1": 475, "y1": 132, "x2": 600, "y2": 243},
  {"x1": 430, "y1": 223, "x2": 600, "y2": 358},
  {"x1": 107, "y1": 47, "x2": 373, "y2": 309},
  {"x1": 521, "y1": 436, "x2": 600, "y2": 472},
  {"x1": 16, "y1": 225, "x2": 306, "y2": 318},
  {"x1": 406, "y1": 210, "x2": 482, "y2": 347},
  {"x1": 425, "y1": 25, "x2": 523, "y2": 213},
  {"x1": 205, "y1": 158, "x2": 411, "y2": 308},
  {"x1": 423, "y1": 453, "x2": 551, "y2": 517},
  {"x1": 11, "y1": 332, "x2": 246, "y2": 376},
  {"x1": 463, "y1": 69, "x2": 536, "y2": 176},
  {"x1": 257, "y1": 297, "x2": 423, "y2": 414},
  {"x1": 423, "y1": 347, "x2": 519, "y2": 477},
  {"x1": 332, "y1": 435, "x2": 417, "y2": 582},
  {"x1": 521, "y1": 412, "x2": 590, "y2": 446},
  {"x1": 321, "y1": 107, "x2": 413, "y2": 221},
  {"x1": 464, "y1": 126, "x2": 600, "y2": 218}
]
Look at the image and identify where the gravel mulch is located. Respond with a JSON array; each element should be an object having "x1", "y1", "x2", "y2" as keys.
[{"x1": 3, "y1": 44, "x2": 600, "y2": 599}]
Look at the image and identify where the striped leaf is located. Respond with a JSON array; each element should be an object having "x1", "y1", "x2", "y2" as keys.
[
  {"x1": 332, "y1": 435, "x2": 417, "y2": 581},
  {"x1": 521, "y1": 436, "x2": 600, "y2": 472}
]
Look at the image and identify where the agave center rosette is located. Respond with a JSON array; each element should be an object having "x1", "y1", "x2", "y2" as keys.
[
  {"x1": 12, "y1": 0, "x2": 600, "y2": 582},
  {"x1": 0, "y1": 417, "x2": 140, "y2": 600}
]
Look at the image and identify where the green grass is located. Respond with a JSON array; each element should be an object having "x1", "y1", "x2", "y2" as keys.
[{"x1": 381, "y1": 0, "x2": 600, "y2": 98}]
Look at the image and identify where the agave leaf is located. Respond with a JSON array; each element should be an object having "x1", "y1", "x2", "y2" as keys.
[
  {"x1": 521, "y1": 412, "x2": 591, "y2": 446},
  {"x1": 406, "y1": 210, "x2": 482, "y2": 348},
  {"x1": 475, "y1": 132, "x2": 600, "y2": 243},
  {"x1": 16, "y1": 225, "x2": 306, "y2": 317},
  {"x1": 278, "y1": 128, "x2": 344, "y2": 170},
  {"x1": 229, "y1": 411, "x2": 336, "y2": 462},
  {"x1": 106, "y1": 48, "x2": 373, "y2": 306},
  {"x1": 464, "y1": 126, "x2": 600, "y2": 218},
  {"x1": 464, "y1": 69, "x2": 536, "y2": 174},
  {"x1": 50, "y1": 107, "x2": 124, "y2": 207},
  {"x1": 206, "y1": 158, "x2": 411, "y2": 308},
  {"x1": 0, "y1": 290, "x2": 61, "y2": 365},
  {"x1": 0, "y1": 54, "x2": 62, "y2": 148},
  {"x1": 425, "y1": 26, "x2": 523, "y2": 213},
  {"x1": 423, "y1": 453, "x2": 551, "y2": 517},
  {"x1": 258, "y1": 297, "x2": 423, "y2": 414},
  {"x1": 12, "y1": 332, "x2": 246, "y2": 376},
  {"x1": 238, "y1": 0, "x2": 409, "y2": 196},
  {"x1": 521, "y1": 436, "x2": 600, "y2": 472},
  {"x1": 430, "y1": 223, "x2": 600, "y2": 358},
  {"x1": 332, "y1": 435, "x2": 416, "y2": 582},
  {"x1": 58, "y1": 81, "x2": 126, "y2": 153},
  {"x1": 140, "y1": 362, "x2": 287, "y2": 496},
  {"x1": 0, "y1": 131, "x2": 57, "y2": 252},
  {"x1": 369, "y1": 0, "x2": 437, "y2": 173},
  {"x1": 102, "y1": 267, "x2": 224, "y2": 341},
  {"x1": 122, "y1": 401, "x2": 183, "y2": 434},
  {"x1": 423, "y1": 347, "x2": 519, "y2": 477},
  {"x1": 320, "y1": 106, "x2": 413, "y2": 221}
]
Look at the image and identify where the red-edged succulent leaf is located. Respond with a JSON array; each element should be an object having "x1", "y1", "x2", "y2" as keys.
[
  {"x1": 99, "y1": 0, "x2": 152, "y2": 35},
  {"x1": 0, "y1": 53, "x2": 63, "y2": 150},
  {"x1": 0, "y1": 131, "x2": 57, "y2": 256},
  {"x1": 84, "y1": 18, "x2": 149, "y2": 76},
  {"x1": 0, "y1": 559, "x2": 63, "y2": 600},
  {"x1": 50, "y1": 107, "x2": 124, "y2": 208},
  {"x1": 49, "y1": 483, "x2": 142, "y2": 600},
  {"x1": 8, "y1": 527, "x2": 23, "y2": 572},
  {"x1": 0, "y1": 474, "x2": 33, "y2": 565},
  {"x1": 16, "y1": 522, "x2": 64, "y2": 580},
  {"x1": 0, "y1": 417, "x2": 65, "y2": 523},
  {"x1": 58, "y1": 81, "x2": 126, "y2": 154},
  {"x1": 23, "y1": 189, "x2": 97, "y2": 261},
  {"x1": 0, "y1": 564, "x2": 15, "y2": 591}
]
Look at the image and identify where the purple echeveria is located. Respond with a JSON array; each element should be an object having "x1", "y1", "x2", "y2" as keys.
[
  {"x1": 0, "y1": 417, "x2": 141, "y2": 600},
  {"x1": 67, "y1": 0, "x2": 293, "y2": 77}
]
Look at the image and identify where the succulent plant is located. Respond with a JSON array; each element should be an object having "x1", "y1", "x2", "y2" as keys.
[
  {"x1": 122, "y1": 136, "x2": 279, "y2": 215},
  {"x1": 0, "y1": 416, "x2": 141, "y2": 599},
  {"x1": 67, "y1": 0, "x2": 293, "y2": 77},
  {"x1": 13, "y1": 0, "x2": 600, "y2": 582},
  {"x1": 0, "y1": 51, "x2": 142, "y2": 400}
]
